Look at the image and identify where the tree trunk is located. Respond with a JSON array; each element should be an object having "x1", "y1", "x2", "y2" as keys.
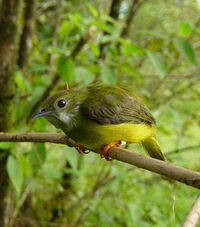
[
  {"x1": 0, "y1": 0, "x2": 22, "y2": 226},
  {"x1": 17, "y1": 0, "x2": 36, "y2": 68}
]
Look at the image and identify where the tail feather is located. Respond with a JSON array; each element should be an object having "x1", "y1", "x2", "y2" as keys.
[{"x1": 141, "y1": 136, "x2": 165, "y2": 160}]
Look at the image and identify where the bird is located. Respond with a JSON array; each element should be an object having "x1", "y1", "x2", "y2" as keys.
[{"x1": 33, "y1": 83, "x2": 165, "y2": 161}]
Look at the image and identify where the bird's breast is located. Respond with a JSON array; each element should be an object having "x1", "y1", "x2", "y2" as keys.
[{"x1": 67, "y1": 119, "x2": 154, "y2": 150}]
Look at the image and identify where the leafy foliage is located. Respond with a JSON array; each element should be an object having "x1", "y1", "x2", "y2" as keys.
[{"x1": 2, "y1": 0, "x2": 200, "y2": 226}]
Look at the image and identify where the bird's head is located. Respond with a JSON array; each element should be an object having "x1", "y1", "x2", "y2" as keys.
[{"x1": 33, "y1": 90, "x2": 84, "y2": 132}]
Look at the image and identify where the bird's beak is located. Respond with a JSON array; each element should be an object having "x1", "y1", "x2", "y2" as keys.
[{"x1": 32, "y1": 109, "x2": 52, "y2": 119}]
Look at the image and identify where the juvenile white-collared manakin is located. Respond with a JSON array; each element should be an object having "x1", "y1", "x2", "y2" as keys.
[{"x1": 33, "y1": 83, "x2": 165, "y2": 161}]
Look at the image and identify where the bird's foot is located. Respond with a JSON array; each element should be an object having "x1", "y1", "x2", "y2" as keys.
[
  {"x1": 76, "y1": 144, "x2": 90, "y2": 154},
  {"x1": 101, "y1": 141, "x2": 122, "y2": 161}
]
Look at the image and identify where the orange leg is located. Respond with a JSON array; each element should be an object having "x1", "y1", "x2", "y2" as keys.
[
  {"x1": 76, "y1": 144, "x2": 90, "y2": 154},
  {"x1": 101, "y1": 141, "x2": 122, "y2": 161}
]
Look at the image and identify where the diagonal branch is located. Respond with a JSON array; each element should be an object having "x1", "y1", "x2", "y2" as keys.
[
  {"x1": 121, "y1": 0, "x2": 142, "y2": 38},
  {"x1": 167, "y1": 144, "x2": 200, "y2": 155},
  {"x1": 151, "y1": 77, "x2": 200, "y2": 109},
  {"x1": 0, "y1": 132, "x2": 200, "y2": 189},
  {"x1": 182, "y1": 195, "x2": 200, "y2": 227}
]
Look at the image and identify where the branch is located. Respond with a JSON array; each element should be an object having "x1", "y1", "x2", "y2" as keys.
[
  {"x1": 0, "y1": 133, "x2": 200, "y2": 189},
  {"x1": 182, "y1": 196, "x2": 200, "y2": 227},
  {"x1": 121, "y1": 0, "x2": 142, "y2": 37},
  {"x1": 167, "y1": 144, "x2": 200, "y2": 156},
  {"x1": 151, "y1": 77, "x2": 200, "y2": 109},
  {"x1": 0, "y1": 132, "x2": 75, "y2": 147}
]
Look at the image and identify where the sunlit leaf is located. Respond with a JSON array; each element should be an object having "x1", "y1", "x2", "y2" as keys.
[
  {"x1": 174, "y1": 38, "x2": 196, "y2": 64},
  {"x1": 86, "y1": 3, "x2": 98, "y2": 17},
  {"x1": 179, "y1": 21, "x2": 194, "y2": 36},
  {"x1": 0, "y1": 142, "x2": 13, "y2": 149},
  {"x1": 18, "y1": 155, "x2": 31, "y2": 178},
  {"x1": 92, "y1": 20, "x2": 112, "y2": 33},
  {"x1": 57, "y1": 56, "x2": 74, "y2": 82},
  {"x1": 15, "y1": 71, "x2": 31, "y2": 93},
  {"x1": 89, "y1": 43, "x2": 100, "y2": 57},
  {"x1": 58, "y1": 21, "x2": 71, "y2": 37},
  {"x1": 36, "y1": 143, "x2": 46, "y2": 162},
  {"x1": 121, "y1": 41, "x2": 144, "y2": 56},
  {"x1": 7, "y1": 155, "x2": 23, "y2": 196}
]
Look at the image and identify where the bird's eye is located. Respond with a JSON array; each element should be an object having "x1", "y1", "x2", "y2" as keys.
[{"x1": 57, "y1": 99, "x2": 66, "y2": 108}]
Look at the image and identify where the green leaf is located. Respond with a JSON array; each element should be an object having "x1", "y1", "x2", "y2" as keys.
[
  {"x1": 36, "y1": 143, "x2": 46, "y2": 162},
  {"x1": 174, "y1": 38, "x2": 196, "y2": 64},
  {"x1": 74, "y1": 66, "x2": 95, "y2": 84},
  {"x1": 7, "y1": 155, "x2": 23, "y2": 196},
  {"x1": 15, "y1": 71, "x2": 31, "y2": 93},
  {"x1": 179, "y1": 21, "x2": 193, "y2": 36},
  {"x1": 147, "y1": 52, "x2": 166, "y2": 78},
  {"x1": 86, "y1": 3, "x2": 98, "y2": 17},
  {"x1": 64, "y1": 147, "x2": 78, "y2": 169},
  {"x1": 120, "y1": 39, "x2": 144, "y2": 56},
  {"x1": 89, "y1": 43, "x2": 100, "y2": 57},
  {"x1": 15, "y1": 71, "x2": 26, "y2": 92},
  {"x1": 57, "y1": 56, "x2": 74, "y2": 82},
  {"x1": 0, "y1": 142, "x2": 13, "y2": 149},
  {"x1": 58, "y1": 21, "x2": 71, "y2": 38},
  {"x1": 92, "y1": 20, "x2": 111, "y2": 33},
  {"x1": 18, "y1": 155, "x2": 31, "y2": 178},
  {"x1": 101, "y1": 65, "x2": 117, "y2": 84}
]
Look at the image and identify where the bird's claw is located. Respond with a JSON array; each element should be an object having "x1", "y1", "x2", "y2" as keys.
[
  {"x1": 100, "y1": 141, "x2": 122, "y2": 161},
  {"x1": 76, "y1": 144, "x2": 90, "y2": 154}
]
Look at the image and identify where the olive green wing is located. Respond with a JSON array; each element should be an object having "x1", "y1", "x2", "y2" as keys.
[{"x1": 80, "y1": 85, "x2": 155, "y2": 125}]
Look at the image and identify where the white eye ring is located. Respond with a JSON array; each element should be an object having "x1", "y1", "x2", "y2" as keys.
[{"x1": 57, "y1": 99, "x2": 66, "y2": 108}]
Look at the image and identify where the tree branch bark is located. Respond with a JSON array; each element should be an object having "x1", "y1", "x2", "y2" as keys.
[
  {"x1": 0, "y1": 0, "x2": 22, "y2": 225},
  {"x1": 121, "y1": 0, "x2": 141, "y2": 38},
  {"x1": 17, "y1": 0, "x2": 36, "y2": 68},
  {"x1": 182, "y1": 196, "x2": 200, "y2": 227},
  {"x1": 0, "y1": 132, "x2": 200, "y2": 189}
]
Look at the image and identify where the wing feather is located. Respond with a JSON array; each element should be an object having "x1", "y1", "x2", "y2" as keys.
[{"x1": 80, "y1": 84, "x2": 155, "y2": 125}]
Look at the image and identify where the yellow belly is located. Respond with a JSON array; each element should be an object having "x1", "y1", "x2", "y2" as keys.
[{"x1": 69, "y1": 120, "x2": 155, "y2": 150}]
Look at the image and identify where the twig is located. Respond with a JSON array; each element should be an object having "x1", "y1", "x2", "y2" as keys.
[
  {"x1": 152, "y1": 78, "x2": 200, "y2": 109},
  {"x1": 121, "y1": 0, "x2": 143, "y2": 37},
  {"x1": 167, "y1": 144, "x2": 200, "y2": 155},
  {"x1": 182, "y1": 195, "x2": 200, "y2": 227},
  {"x1": 8, "y1": 185, "x2": 32, "y2": 227},
  {"x1": 0, "y1": 132, "x2": 200, "y2": 189}
]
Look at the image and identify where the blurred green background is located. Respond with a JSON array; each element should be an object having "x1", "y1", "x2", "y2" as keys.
[{"x1": 0, "y1": 0, "x2": 200, "y2": 226}]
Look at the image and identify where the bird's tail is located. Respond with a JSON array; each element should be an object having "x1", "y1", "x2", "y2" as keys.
[{"x1": 141, "y1": 136, "x2": 165, "y2": 160}]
